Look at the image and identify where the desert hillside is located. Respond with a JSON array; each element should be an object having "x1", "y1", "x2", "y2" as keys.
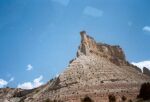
[{"x1": 0, "y1": 31, "x2": 150, "y2": 102}]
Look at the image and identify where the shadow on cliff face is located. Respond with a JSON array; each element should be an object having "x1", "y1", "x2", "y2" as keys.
[{"x1": 81, "y1": 96, "x2": 93, "y2": 102}]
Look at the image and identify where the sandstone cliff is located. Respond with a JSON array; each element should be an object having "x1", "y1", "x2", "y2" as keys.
[
  {"x1": 0, "y1": 31, "x2": 150, "y2": 102},
  {"x1": 77, "y1": 31, "x2": 127, "y2": 66}
]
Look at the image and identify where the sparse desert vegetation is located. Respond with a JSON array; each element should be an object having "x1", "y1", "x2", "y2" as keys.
[
  {"x1": 108, "y1": 94, "x2": 116, "y2": 102},
  {"x1": 121, "y1": 95, "x2": 127, "y2": 101},
  {"x1": 81, "y1": 96, "x2": 93, "y2": 102},
  {"x1": 137, "y1": 82, "x2": 150, "y2": 101}
]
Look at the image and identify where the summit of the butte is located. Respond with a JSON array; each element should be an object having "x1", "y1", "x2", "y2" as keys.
[{"x1": 0, "y1": 31, "x2": 150, "y2": 102}]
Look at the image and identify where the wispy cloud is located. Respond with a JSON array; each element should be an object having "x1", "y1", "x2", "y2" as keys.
[
  {"x1": 52, "y1": 0, "x2": 70, "y2": 6},
  {"x1": 83, "y1": 6, "x2": 103, "y2": 17},
  {"x1": 9, "y1": 77, "x2": 14, "y2": 82},
  {"x1": 143, "y1": 26, "x2": 150, "y2": 32},
  {"x1": 0, "y1": 79, "x2": 8, "y2": 88},
  {"x1": 0, "y1": 76, "x2": 14, "y2": 88},
  {"x1": 33, "y1": 75, "x2": 43, "y2": 88},
  {"x1": 26, "y1": 64, "x2": 33, "y2": 71},
  {"x1": 17, "y1": 75, "x2": 44, "y2": 89},
  {"x1": 132, "y1": 60, "x2": 150, "y2": 71}
]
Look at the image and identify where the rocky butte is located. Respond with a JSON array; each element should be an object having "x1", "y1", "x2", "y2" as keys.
[{"x1": 0, "y1": 31, "x2": 150, "y2": 102}]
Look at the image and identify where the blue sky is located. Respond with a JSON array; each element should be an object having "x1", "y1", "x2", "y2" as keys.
[{"x1": 0, "y1": 0, "x2": 150, "y2": 89}]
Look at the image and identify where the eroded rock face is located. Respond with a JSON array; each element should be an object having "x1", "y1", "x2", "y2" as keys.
[
  {"x1": 29, "y1": 31, "x2": 149, "y2": 102},
  {"x1": 143, "y1": 67, "x2": 150, "y2": 77},
  {"x1": 1, "y1": 31, "x2": 150, "y2": 102},
  {"x1": 77, "y1": 31, "x2": 127, "y2": 66},
  {"x1": 77, "y1": 31, "x2": 97, "y2": 56}
]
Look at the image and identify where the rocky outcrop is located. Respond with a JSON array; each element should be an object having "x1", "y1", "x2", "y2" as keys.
[
  {"x1": 0, "y1": 87, "x2": 35, "y2": 102},
  {"x1": 143, "y1": 67, "x2": 150, "y2": 77},
  {"x1": 0, "y1": 31, "x2": 150, "y2": 102},
  {"x1": 77, "y1": 31, "x2": 97, "y2": 56},
  {"x1": 77, "y1": 31, "x2": 128, "y2": 66}
]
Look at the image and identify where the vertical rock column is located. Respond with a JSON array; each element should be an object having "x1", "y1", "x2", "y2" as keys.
[{"x1": 77, "y1": 31, "x2": 97, "y2": 57}]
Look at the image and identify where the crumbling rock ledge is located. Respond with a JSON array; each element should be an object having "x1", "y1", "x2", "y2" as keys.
[{"x1": 78, "y1": 31, "x2": 130, "y2": 66}]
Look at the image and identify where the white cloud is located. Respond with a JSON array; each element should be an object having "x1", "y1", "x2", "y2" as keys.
[
  {"x1": 83, "y1": 6, "x2": 103, "y2": 17},
  {"x1": 143, "y1": 26, "x2": 150, "y2": 32},
  {"x1": 33, "y1": 75, "x2": 43, "y2": 88},
  {"x1": 0, "y1": 76, "x2": 14, "y2": 88},
  {"x1": 9, "y1": 77, "x2": 14, "y2": 82},
  {"x1": 52, "y1": 0, "x2": 70, "y2": 6},
  {"x1": 17, "y1": 82, "x2": 33, "y2": 89},
  {"x1": 26, "y1": 64, "x2": 33, "y2": 71},
  {"x1": 0, "y1": 79, "x2": 8, "y2": 88},
  {"x1": 17, "y1": 75, "x2": 44, "y2": 89},
  {"x1": 132, "y1": 61, "x2": 150, "y2": 71}
]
